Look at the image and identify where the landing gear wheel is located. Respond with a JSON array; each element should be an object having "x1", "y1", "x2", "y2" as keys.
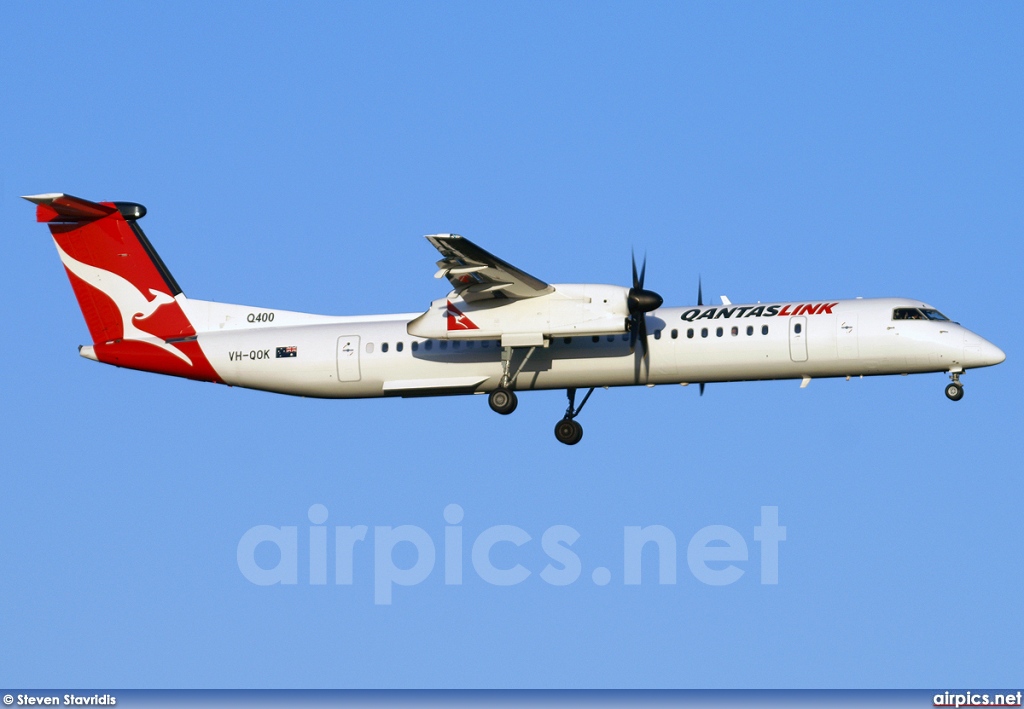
[
  {"x1": 488, "y1": 388, "x2": 518, "y2": 415},
  {"x1": 554, "y1": 417, "x2": 583, "y2": 445},
  {"x1": 945, "y1": 382, "x2": 964, "y2": 401}
]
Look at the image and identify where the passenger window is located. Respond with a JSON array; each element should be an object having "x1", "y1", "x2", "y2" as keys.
[
  {"x1": 687, "y1": 329, "x2": 694, "y2": 339},
  {"x1": 563, "y1": 337, "x2": 572, "y2": 345},
  {"x1": 654, "y1": 330, "x2": 661, "y2": 340},
  {"x1": 411, "y1": 341, "x2": 419, "y2": 352},
  {"x1": 466, "y1": 341, "x2": 474, "y2": 349},
  {"x1": 607, "y1": 335, "x2": 615, "y2": 342},
  {"x1": 481, "y1": 340, "x2": 489, "y2": 348},
  {"x1": 731, "y1": 326, "x2": 738, "y2": 336},
  {"x1": 366, "y1": 342, "x2": 374, "y2": 353},
  {"x1": 716, "y1": 327, "x2": 723, "y2": 337},
  {"x1": 671, "y1": 329, "x2": 678, "y2": 339},
  {"x1": 622, "y1": 333, "x2": 629, "y2": 341},
  {"x1": 425, "y1": 340, "x2": 433, "y2": 351},
  {"x1": 440, "y1": 341, "x2": 448, "y2": 350},
  {"x1": 592, "y1": 335, "x2": 600, "y2": 343},
  {"x1": 701, "y1": 328, "x2": 708, "y2": 338},
  {"x1": 453, "y1": 341, "x2": 460, "y2": 349},
  {"x1": 762, "y1": 325, "x2": 769, "y2": 335},
  {"x1": 746, "y1": 326, "x2": 753, "y2": 336},
  {"x1": 381, "y1": 342, "x2": 389, "y2": 353},
  {"x1": 794, "y1": 323, "x2": 802, "y2": 334}
]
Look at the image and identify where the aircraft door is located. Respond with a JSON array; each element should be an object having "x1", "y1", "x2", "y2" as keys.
[
  {"x1": 336, "y1": 335, "x2": 361, "y2": 382},
  {"x1": 789, "y1": 317, "x2": 808, "y2": 363}
]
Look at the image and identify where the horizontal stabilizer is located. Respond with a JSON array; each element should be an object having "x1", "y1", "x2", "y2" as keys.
[{"x1": 22, "y1": 193, "x2": 118, "y2": 223}]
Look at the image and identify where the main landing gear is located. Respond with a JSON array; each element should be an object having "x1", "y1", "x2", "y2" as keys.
[
  {"x1": 554, "y1": 387, "x2": 595, "y2": 446},
  {"x1": 487, "y1": 344, "x2": 537, "y2": 415},
  {"x1": 488, "y1": 387, "x2": 518, "y2": 415},
  {"x1": 945, "y1": 370, "x2": 964, "y2": 402},
  {"x1": 485, "y1": 344, "x2": 596, "y2": 445}
]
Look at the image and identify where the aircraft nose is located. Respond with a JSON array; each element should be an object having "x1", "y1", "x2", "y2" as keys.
[
  {"x1": 963, "y1": 333, "x2": 1006, "y2": 368},
  {"x1": 984, "y1": 341, "x2": 1006, "y2": 366}
]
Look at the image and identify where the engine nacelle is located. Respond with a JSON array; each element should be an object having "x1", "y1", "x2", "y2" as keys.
[{"x1": 407, "y1": 283, "x2": 631, "y2": 341}]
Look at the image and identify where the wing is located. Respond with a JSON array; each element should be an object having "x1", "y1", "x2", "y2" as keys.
[{"x1": 427, "y1": 234, "x2": 553, "y2": 301}]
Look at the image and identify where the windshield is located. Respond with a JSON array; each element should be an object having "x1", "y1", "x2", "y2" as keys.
[
  {"x1": 893, "y1": 308, "x2": 926, "y2": 320},
  {"x1": 893, "y1": 307, "x2": 951, "y2": 321}
]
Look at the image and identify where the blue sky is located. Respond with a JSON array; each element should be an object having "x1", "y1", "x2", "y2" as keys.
[{"x1": 1, "y1": 2, "x2": 1021, "y2": 689}]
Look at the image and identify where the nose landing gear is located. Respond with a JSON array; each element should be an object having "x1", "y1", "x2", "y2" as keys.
[
  {"x1": 554, "y1": 387, "x2": 595, "y2": 445},
  {"x1": 945, "y1": 370, "x2": 964, "y2": 401}
]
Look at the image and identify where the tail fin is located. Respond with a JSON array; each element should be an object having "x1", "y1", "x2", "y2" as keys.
[{"x1": 25, "y1": 193, "x2": 221, "y2": 382}]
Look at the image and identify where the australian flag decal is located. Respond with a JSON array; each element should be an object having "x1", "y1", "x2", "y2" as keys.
[{"x1": 276, "y1": 346, "x2": 297, "y2": 358}]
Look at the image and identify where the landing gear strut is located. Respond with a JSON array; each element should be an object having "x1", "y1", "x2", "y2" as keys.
[
  {"x1": 554, "y1": 387, "x2": 595, "y2": 445},
  {"x1": 945, "y1": 371, "x2": 964, "y2": 402},
  {"x1": 487, "y1": 345, "x2": 537, "y2": 415}
]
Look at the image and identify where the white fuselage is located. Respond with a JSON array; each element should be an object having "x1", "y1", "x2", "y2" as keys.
[{"x1": 140, "y1": 295, "x2": 1004, "y2": 399}]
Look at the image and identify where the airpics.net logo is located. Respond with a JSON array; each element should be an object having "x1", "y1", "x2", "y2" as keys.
[{"x1": 237, "y1": 505, "x2": 786, "y2": 605}]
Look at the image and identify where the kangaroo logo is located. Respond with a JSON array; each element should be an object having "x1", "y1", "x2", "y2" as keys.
[
  {"x1": 53, "y1": 240, "x2": 193, "y2": 365},
  {"x1": 446, "y1": 300, "x2": 478, "y2": 331}
]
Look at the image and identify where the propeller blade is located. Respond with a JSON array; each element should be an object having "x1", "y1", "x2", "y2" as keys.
[
  {"x1": 627, "y1": 251, "x2": 660, "y2": 365},
  {"x1": 697, "y1": 276, "x2": 703, "y2": 307},
  {"x1": 639, "y1": 315, "x2": 649, "y2": 359}
]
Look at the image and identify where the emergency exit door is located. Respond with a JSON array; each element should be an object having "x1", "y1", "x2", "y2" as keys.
[
  {"x1": 789, "y1": 317, "x2": 808, "y2": 363},
  {"x1": 336, "y1": 335, "x2": 361, "y2": 382}
]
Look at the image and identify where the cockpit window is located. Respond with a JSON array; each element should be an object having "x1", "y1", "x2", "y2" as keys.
[
  {"x1": 893, "y1": 308, "x2": 927, "y2": 320},
  {"x1": 921, "y1": 309, "x2": 950, "y2": 321}
]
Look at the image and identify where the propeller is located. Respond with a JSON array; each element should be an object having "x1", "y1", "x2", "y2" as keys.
[
  {"x1": 627, "y1": 250, "x2": 663, "y2": 359},
  {"x1": 697, "y1": 277, "x2": 705, "y2": 395}
]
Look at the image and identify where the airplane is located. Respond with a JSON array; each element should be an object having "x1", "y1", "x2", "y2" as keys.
[{"x1": 24, "y1": 193, "x2": 1006, "y2": 445}]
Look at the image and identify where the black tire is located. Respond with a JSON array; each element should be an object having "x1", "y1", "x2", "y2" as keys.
[
  {"x1": 488, "y1": 388, "x2": 518, "y2": 415},
  {"x1": 554, "y1": 418, "x2": 583, "y2": 445},
  {"x1": 571, "y1": 420, "x2": 584, "y2": 445},
  {"x1": 945, "y1": 382, "x2": 964, "y2": 401}
]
